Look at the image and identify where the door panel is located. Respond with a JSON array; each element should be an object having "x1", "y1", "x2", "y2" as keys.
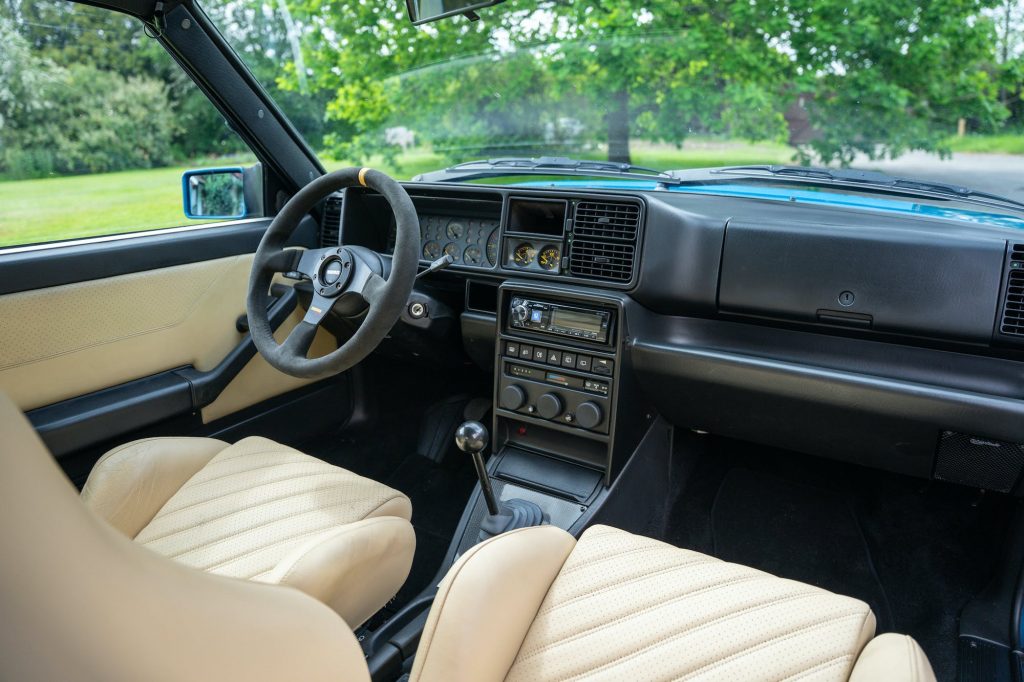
[
  {"x1": 0, "y1": 248, "x2": 338, "y2": 422},
  {"x1": 203, "y1": 307, "x2": 337, "y2": 424}
]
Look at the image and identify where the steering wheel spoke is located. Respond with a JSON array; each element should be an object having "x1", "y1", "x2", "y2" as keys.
[
  {"x1": 359, "y1": 272, "x2": 387, "y2": 306},
  {"x1": 261, "y1": 249, "x2": 302, "y2": 274}
]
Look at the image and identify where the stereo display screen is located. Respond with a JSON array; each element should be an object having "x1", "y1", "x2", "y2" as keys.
[{"x1": 551, "y1": 308, "x2": 603, "y2": 334}]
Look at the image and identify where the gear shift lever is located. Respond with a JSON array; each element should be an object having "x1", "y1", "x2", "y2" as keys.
[
  {"x1": 455, "y1": 421, "x2": 500, "y2": 516},
  {"x1": 455, "y1": 421, "x2": 545, "y2": 541}
]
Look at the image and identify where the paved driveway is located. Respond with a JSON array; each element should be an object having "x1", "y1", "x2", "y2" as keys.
[{"x1": 853, "y1": 151, "x2": 1024, "y2": 204}]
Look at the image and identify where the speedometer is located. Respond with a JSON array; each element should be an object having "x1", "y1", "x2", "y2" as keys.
[{"x1": 485, "y1": 229, "x2": 499, "y2": 266}]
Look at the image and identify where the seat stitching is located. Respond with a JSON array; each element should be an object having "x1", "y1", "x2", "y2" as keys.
[
  {"x1": 202, "y1": 445, "x2": 303, "y2": 466},
  {"x1": 537, "y1": 556, "x2": 714, "y2": 616},
  {"x1": 153, "y1": 467, "x2": 345, "y2": 518},
  {"x1": 674, "y1": 612, "x2": 866, "y2": 681},
  {"x1": 182, "y1": 457, "x2": 316, "y2": 488},
  {"x1": 164, "y1": 496, "x2": 402, "y2": 565},
  {"x1": 557, "y1": 543, "x2": 693, "y2": 577},
  {"x1": 777, "y1": 654, "x2": 854, "y2": 682},
  {"x1": 564, "y1": 610, "x2": 865, "y2": 682},
  {"x1": 142, "y1": 481, "x2": 386, "y2": 545},
  {"x1": 200, "y1": 520, "x2": 352, "y2": 573},
  {"x1": 516, "y1": 572, "x2": 777, "y2": 661}
]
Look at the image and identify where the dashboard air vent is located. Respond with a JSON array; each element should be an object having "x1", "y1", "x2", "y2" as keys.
[
  {"x1": 320, "y1": 196, "x2": 342, "y2": 248},
  {"x1": 569, "y1": 201, "x2": 640, "y2": 283},
  {"x1": 1000, "y1": 243, "x2": 1024, "y2": 336}
]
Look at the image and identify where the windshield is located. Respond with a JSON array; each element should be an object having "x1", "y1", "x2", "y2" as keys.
[{"x1": 208, "y1": 0, "x2": 1024, "y2": 202}]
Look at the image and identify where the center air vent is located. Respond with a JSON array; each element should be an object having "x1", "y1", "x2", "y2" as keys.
[
  {"x1": 569, "y1": 201, "x2": 641, "y2": 282},
  {"x1": 320, "y1": 196, "x2": 342, "y2": 248},
  {"x1": 1000, "y1": 243, "x2": 1024, "y2": 336}
]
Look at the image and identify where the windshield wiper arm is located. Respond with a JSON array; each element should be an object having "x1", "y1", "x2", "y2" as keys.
[
  {"x1": 414, "y1": 156, "x2": 681, "y2": 184},
  {"x1": 712, "y1": 165, "x2": 1024, "y2": 211}
]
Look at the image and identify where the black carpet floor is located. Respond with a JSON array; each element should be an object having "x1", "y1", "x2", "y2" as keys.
[{"x1": 666, "y1": 437, "x2": 1013, "y2": 682}]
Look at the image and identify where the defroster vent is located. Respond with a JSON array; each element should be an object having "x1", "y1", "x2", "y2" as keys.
[
  {"x1": 1001, "y1": 244, "x2": 1024, "y2": 337},
  {"x1": 569, "y1": 201, "x2": 641, "y2": 282},
  {"x1": 320, "y1": 196, "x2": 342, "y2": 248}
]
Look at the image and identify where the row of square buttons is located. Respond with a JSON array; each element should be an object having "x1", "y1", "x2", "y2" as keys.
[{"x1": 503, "y1": 341, "x2": 613, "y2": 376}]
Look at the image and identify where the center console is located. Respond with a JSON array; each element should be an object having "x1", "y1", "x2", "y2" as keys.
[{"x1": 499, "y1": 295, "x2": 616, "y2": 433}]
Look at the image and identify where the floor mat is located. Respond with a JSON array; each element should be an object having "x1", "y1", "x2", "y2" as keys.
[
  {"x1": 666, "y1": 438, "x2": 1012, "y2": 682},
  {"x1": 710, "y1": 468, "x2": 893, "y2": 629}
]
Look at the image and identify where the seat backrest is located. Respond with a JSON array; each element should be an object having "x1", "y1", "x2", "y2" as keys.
[{"x1": 0, "y1": 392, "x2": 370, "y2": 682}]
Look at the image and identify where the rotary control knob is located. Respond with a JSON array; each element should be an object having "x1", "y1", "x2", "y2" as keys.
[
  {"x1": 512, "y1": 304, "x2": 529, "y2": 324},
  {"x1": 575, "y1": 401, "x2": 603, "y2": 430},
  {"x1": 536, "y1": 393, "x2": 564, "y2": 420},
  {"x1": 500, "y1": 384, "x2": 527, "y2": 411}
]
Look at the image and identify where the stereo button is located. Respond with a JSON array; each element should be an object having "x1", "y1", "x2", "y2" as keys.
[
  {"x1": 561, "y1": 352, "x2": 576, "y2": 368},
  {"x1": 576, "y1": 355, "x2": 591, "y2": 372},
  {"x1": 519, "y1": 345, "x2": 533, "y2": 359},
  {"x1": 533, "y1": 347, "x2": 547, "y2": 363},
  {"x1": 504, "y1": 342, "x2": 519, "y2": 358}
]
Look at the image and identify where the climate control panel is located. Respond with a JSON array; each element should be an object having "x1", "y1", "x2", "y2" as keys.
[{"x1": 496, "y1": 340, "x2": 614, "y2": 434}]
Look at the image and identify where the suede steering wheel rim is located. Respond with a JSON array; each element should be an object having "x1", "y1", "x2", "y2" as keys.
[{"x1": 246, "y1": 167, "x2": 419, "y2": 380}]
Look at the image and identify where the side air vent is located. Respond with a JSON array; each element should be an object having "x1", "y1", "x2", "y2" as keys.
[
  {"x1": 320, "y1": 196, "x2": 342, "y2": 248},
  {"x1": 569, "y1": 201, "x2": 641, "y2": 283},
  {"x1": 1000, "y1": 243, "x2": 1024, "y2": 336}
]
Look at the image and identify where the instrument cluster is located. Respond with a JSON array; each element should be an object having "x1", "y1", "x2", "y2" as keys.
[{"x1": 419, "y1": 215, "x2": 500, "y2": 268}]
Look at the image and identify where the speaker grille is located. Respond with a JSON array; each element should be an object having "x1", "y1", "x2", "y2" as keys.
[{"x1": 934, "y1": 431, "x2": 1024, "y2": 492}]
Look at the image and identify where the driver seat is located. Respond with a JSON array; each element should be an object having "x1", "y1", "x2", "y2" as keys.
[{"x1": 79, "y1": 433, "x2": 415, "y2": 628}]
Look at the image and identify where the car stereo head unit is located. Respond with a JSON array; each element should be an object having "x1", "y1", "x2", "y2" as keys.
[{"x1": 509, "y1": 297, "x2": 611, "y2": 343}]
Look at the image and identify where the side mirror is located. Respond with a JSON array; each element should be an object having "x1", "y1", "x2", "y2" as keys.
[
  {"x1": 405, "y1": 0, "x2": 505, "y2": 25},
  {"x1": 182, "y1": 166, "x2": 262, "y2": 220}
]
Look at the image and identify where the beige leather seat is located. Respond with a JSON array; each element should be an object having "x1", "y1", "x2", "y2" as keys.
[
  {"x1": 0, "y1": 392, "x2": 935, "y2": 682},
  {"x1": 79, "y1": 433, "x2": 415, "y2": 628},
  {"x1": 412, "y1": 525, "x2": 936, "y2": 682}
]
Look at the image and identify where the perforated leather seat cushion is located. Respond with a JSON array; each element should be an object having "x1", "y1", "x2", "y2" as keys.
[
  {"x1": 504, "y1": 526, "x2": 876, "y2": 681},
  {"x1": 133, "y1": 436, "x2": 410, "y2": 581}
]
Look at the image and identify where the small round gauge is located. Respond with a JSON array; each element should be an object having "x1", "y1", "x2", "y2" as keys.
[
  {"x1": 444, "y1": 242, "x2": 460, "y2": 261},
  {"x1": 463, "y1": 245, "x2": 484, "y2": 266},
  {"x1": 422, "y1": 241, "x2": 441, "y2": 260},
  {"x1": 446, "y1": 220, "x2": 465, "y2": 240},
  {"x1": 485, "y1": 229, "x2": 499, "y2": 266},
  {"x1": 513, "y1": 242, "x2": 536, "y2": 267},
  {"x1": 538, "y1": 245, "x2": 561, "y2": 271}
]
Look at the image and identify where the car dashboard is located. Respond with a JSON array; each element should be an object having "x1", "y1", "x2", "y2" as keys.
[{"x1": 326, "y1": 180, "x2": 1024, "y2": 493}]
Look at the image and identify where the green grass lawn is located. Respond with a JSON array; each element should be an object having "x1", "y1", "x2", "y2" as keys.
[
  {"x1": 946, "y1": 133, "x2": 1024, "y2": 155},
  {"x1": 0, "y1": 141, "x2": 794, "y2": 249}
]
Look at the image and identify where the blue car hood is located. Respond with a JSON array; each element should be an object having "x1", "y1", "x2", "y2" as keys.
[{"x1": 512, "y1": 179, "x2": 1024, "y2": 230}]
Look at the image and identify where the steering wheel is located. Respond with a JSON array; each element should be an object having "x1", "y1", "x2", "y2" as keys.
[{"x1": 246, "y1": 167, "x2": 419, "y2": 380}]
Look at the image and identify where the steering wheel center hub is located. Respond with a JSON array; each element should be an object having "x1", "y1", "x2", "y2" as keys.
[{"x1": 315, "y1": 249, "x2": 354, "y2": 295}]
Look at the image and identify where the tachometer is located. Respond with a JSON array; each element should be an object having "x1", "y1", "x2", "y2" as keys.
[
  {"x1": 538, "y1": 246, "x2": 560, "y2": 271},
  {"x1": 446, "y1": 220, "x2": 465, "y2": 240},
  {"x1": 422, "y1": 241, "x2": 441, "y2": 260},
  {"x1": 444, "y1": 242, "x2": 460, "y2": 261},
  {"x1": 513, "y1": 242, "x2": 536, "y2": 267},
  {"x1": 463, "y1": 245, "x2": 484, "y2": 266},
  {"x1": 485, "y1": 229, "x2": 499, "y2": 266}
]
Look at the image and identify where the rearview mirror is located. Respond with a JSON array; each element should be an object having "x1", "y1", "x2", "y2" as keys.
[
  {"x1": 182, "y1": 167, "x2": 247, "y2": 220},
  {"x1": 405, "y1": 0, "x2": 505, "y2": 25}
]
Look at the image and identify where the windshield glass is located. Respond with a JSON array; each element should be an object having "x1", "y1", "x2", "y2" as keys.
[{"x1": 208, "y1": 0, "x2": 1024, "y2": 203}]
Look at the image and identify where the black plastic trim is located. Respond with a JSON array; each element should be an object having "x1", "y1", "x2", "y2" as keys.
[{"x1": 29, "y1": 371, "x2": 193, "y2": 458}]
